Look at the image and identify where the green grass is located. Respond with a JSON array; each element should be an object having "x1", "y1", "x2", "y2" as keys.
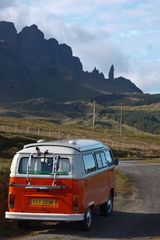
[
  {"x1": 116, "y1": 170, "x2": 133, "y2": 197},
  {"x1": 0, "y1": 159, "x2": 10, "y2": 224},
  {"x1": 111, "y1": 102, "x2": 160, "y2": 112},
  {"x1": 140, "y1": 158, "x2": 160, "y2": 164},
  {"x1": 0, "y1": 159, "x2": 29, "y2": 238},
  {"x1": 0, "y1": 158, "x2": 10, "y2": 172}
]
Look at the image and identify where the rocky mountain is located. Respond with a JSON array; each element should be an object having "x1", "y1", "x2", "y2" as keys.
[{"x1": 0, "y1": 21, "x2": 142, "y2": 103}]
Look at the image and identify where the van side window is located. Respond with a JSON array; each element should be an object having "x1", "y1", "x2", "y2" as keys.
[
  {"x1": 95, "y1": 151, "x2": 108, "y2": 169},
  {"x1": 104, "y1": 150, "x2": 113, "y2": 165},
  {"x1": 95, "y1": 153, "x2": 103, "y2": 168},
  {"x1": 83, "y1": 154, "x2": 96, "y2": 173},
  {"x1": 100, "y1": 152, "x2": 108, "y2": 167}
]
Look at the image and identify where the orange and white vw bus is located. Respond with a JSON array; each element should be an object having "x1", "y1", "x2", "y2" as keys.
[{"x1": 5, "y1": 139, "x2": 118, "y2": 230}]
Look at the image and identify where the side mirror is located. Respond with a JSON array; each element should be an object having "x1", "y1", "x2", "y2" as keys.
[{"x1": 113, "y1": 159, "x2": 119, "y2": 166}]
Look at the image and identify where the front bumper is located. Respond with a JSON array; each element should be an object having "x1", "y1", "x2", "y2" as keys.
[{"x1": 5, "y1": 211, "x2": 84, "y2": 221}]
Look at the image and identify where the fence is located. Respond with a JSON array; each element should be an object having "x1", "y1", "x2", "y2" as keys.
[
  {"x1": 0, "y1": 124, "x2": 70, "y2": 139},
  {"x1": 0, "y1": 124, "x2": 159, "y2": 153}
]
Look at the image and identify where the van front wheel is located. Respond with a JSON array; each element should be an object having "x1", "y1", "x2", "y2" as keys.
[
  {"x1": 100, "y1": 193, "x2": 113, "y2": 217},
  {"x1": 81, "y1": 207, "x2": 92, "y2": 231}
]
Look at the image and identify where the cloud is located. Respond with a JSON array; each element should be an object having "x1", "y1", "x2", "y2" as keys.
[
  {"x1": 69, "y1": 29, "x2": 130, "y2": 76},
  {"x1": 0, "y1": 0, "x2": 16, "y2": 9},
  {"x1": 128, "y1": 60, "x2": 160, "y2": 93}
]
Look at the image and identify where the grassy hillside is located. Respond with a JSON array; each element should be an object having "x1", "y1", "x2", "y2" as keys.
[
  {"x1": 0, "y1": 116, "x2": 160, "y2": 158},
  {"x1": 106, "y1": 103, "x2": 160, "y2": 134},
  {"x1": 0, "y1": 93, "x2": 160, "y2": 135}
]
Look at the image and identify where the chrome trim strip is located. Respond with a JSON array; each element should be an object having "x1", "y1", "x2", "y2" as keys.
[
  {"x1": 9, "y1": 183, "x2": 66, "y2": 190},
  {"x1": 25, "y1": 185, "x2": 66, "y2": 190}
]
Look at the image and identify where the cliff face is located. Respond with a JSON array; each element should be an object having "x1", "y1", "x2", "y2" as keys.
[
  {"x1": 0, "y1": 21, "x2": 17, "y2": 47},
  {"x1": 0, "y1": 21, "x2": 142, "y2": 102},
  {"x1": 17, "y1": 24, "x2": 50, "y2": 66}
]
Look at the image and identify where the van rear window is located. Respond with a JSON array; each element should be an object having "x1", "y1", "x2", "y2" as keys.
[
  {"x1": 18, "y1": 156, "x2": 70, "y2": 175},
  {"x1": 83, "y1": 154, "x2": 96, "y2": 173}
]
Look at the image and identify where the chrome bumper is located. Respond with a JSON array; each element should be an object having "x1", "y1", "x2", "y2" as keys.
[{"x1": 5, "y1": 211, "x2": 84, "y2": 221}]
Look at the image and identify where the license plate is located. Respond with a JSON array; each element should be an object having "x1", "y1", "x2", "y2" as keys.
[{"x1": 31, "y1": 199, "x2": 56, "y2": 206}]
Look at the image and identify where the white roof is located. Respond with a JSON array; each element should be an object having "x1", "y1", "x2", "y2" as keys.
[{"x1": 23, "y1": 139, "x2": 108, "y2": 153}]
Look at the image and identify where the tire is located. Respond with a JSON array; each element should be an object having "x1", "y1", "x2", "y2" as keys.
[
  {"x1": 81, "y1": 207, "x2": 92, "y2": 231},
  {"x1": 100, "y1": 193, "x2": 113, "y2": 217}
]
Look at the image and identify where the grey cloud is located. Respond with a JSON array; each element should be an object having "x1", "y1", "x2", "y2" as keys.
[
  {"x1": 132, "y1": 61, "x2": 160, "y2": 93},
  {"x1": 78, "y1": 41, "x2": 130, "y2": 77},
  {"x1": 68, "y1": 26, "x2": 97, "y2": 44},
  {"x1": 0, "y1": 0, "x2": 16, "y2": 9}
]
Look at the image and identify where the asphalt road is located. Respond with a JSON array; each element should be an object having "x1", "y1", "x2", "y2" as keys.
[{"x1": 12, "y1": 161, "x2": 160, "y2": 240}]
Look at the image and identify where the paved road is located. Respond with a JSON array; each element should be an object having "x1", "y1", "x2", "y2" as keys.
[{"x1": 12, "y1": 161, "x2": 160, "y2": 240}]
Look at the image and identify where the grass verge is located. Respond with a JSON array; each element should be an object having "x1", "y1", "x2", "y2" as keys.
[{"x1": 116, "y1": 170, "x2": 133, "y2": 197}]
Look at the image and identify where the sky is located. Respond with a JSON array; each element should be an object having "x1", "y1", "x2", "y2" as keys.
[{"x1": 0, "y1": 0, "x2": 160, "y2": 93}]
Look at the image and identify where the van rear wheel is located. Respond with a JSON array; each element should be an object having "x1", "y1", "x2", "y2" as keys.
[
  {"x1": 100, "y1": 193, "x2": 113, "y2": 217},
  {"x1": 81, "y1": 207, "x2": 92, "y2": 231}
]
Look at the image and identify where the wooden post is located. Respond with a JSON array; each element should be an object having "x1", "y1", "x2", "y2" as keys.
[
  {"x1": 58, "y1": 132, "x2": 61, "y2": 139},
  {"x1": 120, "y1": 101, "x2": 123, "y2": 137},
  {"x1": 27, "y1": 127, "x2": 29, "y2": 135},
  {"x1": 92, "y1": 100, "x2": 96, "y2": 132},
  {"x1": 111, "y1": 141, "x2": 113, "y2": 148},
  {"x1": 38, "y1": 128, "x2": 40, "y2": 136},
  {"x1": 15, "y1": 125, "x2": 17, "y2": 133},
  {"x1": 48, "y1": 130, "x2": 51, "y2": 138}
]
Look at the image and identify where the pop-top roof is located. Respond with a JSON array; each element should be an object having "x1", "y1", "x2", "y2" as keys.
[{"x1": 23, "y1": 139, "x2": 108, "y2": 152}]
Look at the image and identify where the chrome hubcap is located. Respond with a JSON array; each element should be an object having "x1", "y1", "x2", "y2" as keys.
[
  {"x1": 107, "y1": 198, "x2": 112, "y2": 213},
  {"x1": 86, "y1": 209, "x2": 91, "y2": 226}
]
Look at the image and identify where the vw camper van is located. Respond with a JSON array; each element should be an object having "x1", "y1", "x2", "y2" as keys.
[{"x1": 5, "y1": 139, "x2": 118, "y2": 230}]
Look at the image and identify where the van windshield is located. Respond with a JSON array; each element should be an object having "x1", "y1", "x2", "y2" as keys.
[{"x1": 18, "y1": 156, "x2": 70, "y2": 175}]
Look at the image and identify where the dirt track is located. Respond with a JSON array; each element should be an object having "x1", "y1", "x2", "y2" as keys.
[{"x1": 11, "y1": 161, "x2": 160, "y2": 240}]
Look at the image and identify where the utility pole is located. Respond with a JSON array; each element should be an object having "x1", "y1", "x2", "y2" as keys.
[
  {"x1": 120, "y1": 101, "x2": 123, "y2": 136},
  {"x1": 92, "y1": 100, "x2": 96, "y2": 132}
]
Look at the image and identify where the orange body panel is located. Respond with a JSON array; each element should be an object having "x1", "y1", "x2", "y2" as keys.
[
  {"x1": 9, "y1": 177, "x2": 76, "y2": 214},
  {"x1": 82, "y1": 168, "x2": 115, "y2": 209},
  {"x1": 8, "y1": 167, "x2": 115, "y2": 215}
]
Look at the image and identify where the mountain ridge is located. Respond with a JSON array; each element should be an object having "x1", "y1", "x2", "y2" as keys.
[{"x1": 0, "y1": 21, "x2": 142, "y2": 103}]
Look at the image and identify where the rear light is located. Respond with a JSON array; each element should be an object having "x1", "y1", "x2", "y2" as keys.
[
  {"x1": 73, "y1": 195, "x2": 79, "y2": 211},
  {"x1": 9, "y1": 193, "x2": 15, "y2": 209}
]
